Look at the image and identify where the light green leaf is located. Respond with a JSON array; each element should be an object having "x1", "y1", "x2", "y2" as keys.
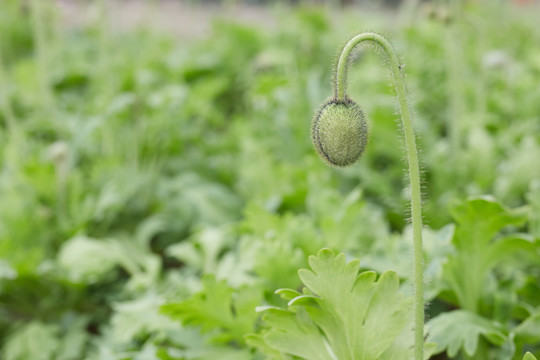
[
  {"x1": 442, "y1": 197, "x2": 532, "y2": 312},
  {"x1": 55, "y1": 317, "x2": 88, "y2": 360},
  {"x1": 426, "y1": 310, "x2": 507, "y2": 357},
  {"x1": 264, "y1": 307, "x2": 336, "y2": 360},
  {"x1": 514, "y1": 310, "x2": 540, "y2": 344},
  {"x1": 450, "y1": 196, "x2": 527, "y2": 249},
  {"x1": 57, "y1": 236, "x2": 119, "y2": 282},
  {"x1": 110, "y1": 293, "x2": 176, "y2": 343},
  {"x1": 260, "y1": 249, "x2": 414, "y2": 360},
  {"x1": 483, "y1": 234, "x2": 538, "y2": 270},
  {"x1": 182, "y1": 345, "x2": 253, "y2": 360},
  {"x1": 161, "y1": 275, "x2": 261, "y2": 343},
  {"x1": 3, "y1": 321, "x2": 59, "y2": 360},
  {"x1": 523, "y1": 352, "x2": 538, "y2": 360},
  {"x1": 275, "y1": 288, "x2": 302, "y2": 301},
  {"x1": 167, "y1": 226, "x2": 233, "y2": 274},
  {"x1": 58, "y1": 235, "x2": 160, "y2": 290},
  {"x1": 0, "y1": 259, "x2": 17, "y2": 280},
  {"x1": 244, "y1": 333, "x2": 284, "y2": 359}
]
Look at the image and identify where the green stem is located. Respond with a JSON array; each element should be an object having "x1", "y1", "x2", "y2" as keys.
[{"x1": 335, "y1": 32, "x2": 424, "y2": 360}]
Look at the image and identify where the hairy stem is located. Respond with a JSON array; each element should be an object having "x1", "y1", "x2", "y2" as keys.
[{"x1": 335, "y1": 32, "x2": 424, "y2": 360}]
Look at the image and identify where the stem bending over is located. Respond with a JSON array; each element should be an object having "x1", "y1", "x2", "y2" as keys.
[{"x1": 313, "y1": 32, "x2": 424, "y2": 360}]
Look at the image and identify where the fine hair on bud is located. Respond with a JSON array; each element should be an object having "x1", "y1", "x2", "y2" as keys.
[{"x1": 311, "y1": 98, "x2": 369, "y2": 168}]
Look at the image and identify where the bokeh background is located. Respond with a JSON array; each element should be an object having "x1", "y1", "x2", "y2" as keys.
[{"x1": 1, "y1": 0, "x2": 540, "y2": 359}]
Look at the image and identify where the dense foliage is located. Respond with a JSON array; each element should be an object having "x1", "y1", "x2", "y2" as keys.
[{"x1": 0, "y1": 1, "x2": 539, "y2": 359}]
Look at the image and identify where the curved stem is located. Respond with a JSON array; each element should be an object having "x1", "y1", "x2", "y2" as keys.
[{"x1": 336, "y1": 32, "x2": 424, "y2": 360}]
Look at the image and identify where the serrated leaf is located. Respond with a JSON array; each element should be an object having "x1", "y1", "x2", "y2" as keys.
[
  {"x1": 161, "y1": 275, "x2": 261, "y2": 343},
  {"x1": 263, "y1": 307, "x2": 336, "y2": 360},
  {"x1": 260, "y1": 249, "x2": 414, "y2": 360},
  {"x1": 426, "y1": 310, "x2": 507, "y2": 357}
]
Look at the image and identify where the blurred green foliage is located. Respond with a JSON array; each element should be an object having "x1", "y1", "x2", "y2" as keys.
[{"x1": 0, "y1": 0, "x2": 540, "y2": 359}]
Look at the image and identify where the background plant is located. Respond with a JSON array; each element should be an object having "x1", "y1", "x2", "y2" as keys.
[{"x1": 0, "y1": 0, "x2": 539, "y2": 359}]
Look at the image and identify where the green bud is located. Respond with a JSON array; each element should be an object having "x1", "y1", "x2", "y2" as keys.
[{"x1": 311, "y1": 98, "x2": 369, "y2": 168}]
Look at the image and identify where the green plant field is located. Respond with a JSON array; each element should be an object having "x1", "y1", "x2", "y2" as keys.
[{"x1": 1, "y1": 1, "x2": 540, "y2": 359}]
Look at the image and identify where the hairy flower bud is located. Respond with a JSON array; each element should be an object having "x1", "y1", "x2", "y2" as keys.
[{"x1": 311, "y1": 98, "x2": 368, "y2": 167}]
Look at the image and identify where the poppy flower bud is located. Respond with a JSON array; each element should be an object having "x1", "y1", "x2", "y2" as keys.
[{"x1": 311, "y1": 98, "x2": 368, "y2": 167}]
